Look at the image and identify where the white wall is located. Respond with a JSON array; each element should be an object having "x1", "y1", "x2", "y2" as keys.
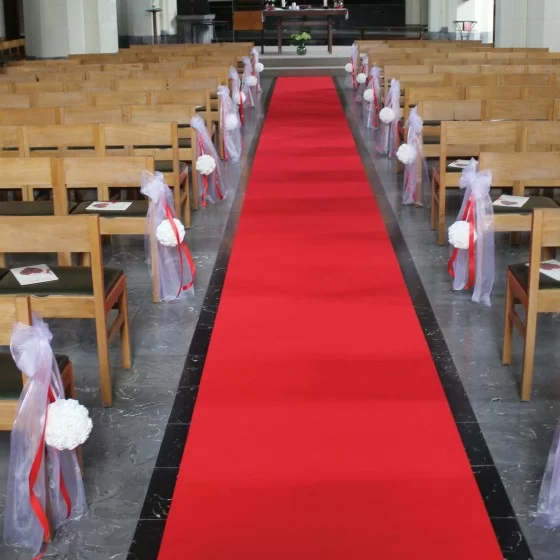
[{"x1": 429, "y1": 0, "x2": 493, "y2": 40}]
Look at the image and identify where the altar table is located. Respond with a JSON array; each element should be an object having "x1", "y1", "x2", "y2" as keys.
[{"x1": 262, "y1": 9, "x2": 349, "y2": 54}]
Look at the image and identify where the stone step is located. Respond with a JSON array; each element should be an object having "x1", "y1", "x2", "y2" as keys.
[{"x1": 261, "y1": 55, "x2": 347, "y2": 69}]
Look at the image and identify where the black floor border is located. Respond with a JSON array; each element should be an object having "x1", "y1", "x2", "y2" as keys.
[
  {"x1": 333, "y1": 77, "x2": 533, "y2": 560},
  {"x1": 126, "y1": 78, "x2": 278, "y2": 560}
]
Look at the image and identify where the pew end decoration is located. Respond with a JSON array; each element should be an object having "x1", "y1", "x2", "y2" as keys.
[
  {"x1": 536, "y1": 422, "x2": 560, "y2": 528},
  {"x1": 242, "y1": 56, "x2": 257, "y2": 108},
  {"x1": 355, "y1": 54, "x2": 369, "y2": 102},
  {"x1": 4, "y1": 316, "x2": 88, "y2": 557},
  {"x1": 399, "y1": 107, "x2": 427, "y2": 206},
  {"x1": 363, "y1": 66, "x2": 381, "y2": 130},
  {"x1": 345, "y1": 42, "x2": 359, "y2": 90},
  {"x1": 141, "y1": 171, "x2": 195, "y2": 302},
  {"x1": 218, "y1": 85, "x2": 242, "y2": 163},
  {"x1": 377, "y1": 79, "x2": 401, "y2": 158},
  {"x1": 229, "y1": 66, "x2": 245, "y2": 125},
  {"x1": 448, "y1": 162, "x2": 494, "y2": 307},
  {"x1": 251, "y1": 47, "x2": 264, "y2": 94},
  {"x1": 191, "y1": 115, "x2": 228, "y2": 208}
]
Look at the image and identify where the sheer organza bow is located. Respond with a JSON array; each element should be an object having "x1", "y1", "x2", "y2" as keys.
[
  {"x1": 218, "y1": 85, "x2": 242, "y2": 163},
  {"x1": 5, "y1": 316, "x2": 87, "y2": 557},
  {"x1": 402, "y1": 107, "x2": 427, "y2": 206},
  {"x1": 363, "y1": 65, "x2": 381, "y2": 129},
  {"x1": 377, "y1": 78, "x2": 401, "y2": 157}
]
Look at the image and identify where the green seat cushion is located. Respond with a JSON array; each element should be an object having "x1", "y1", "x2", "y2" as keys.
[
  {"x1": 0, "y1": 353, "x2": 69, "y2": 399},
  {"x1": 494, "y1": 196, "x2": 559, "y2": 214},
  {"x1": 0, "y1": 201, "x2": 78, "y2": 216},
  {"x1": 178, "y1": 138, "x2": 192, "y2": 149},
  {"x1": 155, "y1": 160, "x2": 174, "y2": 174},
  {"x1": 423, "y1": 120, "x2": 441, "y2": 127},
  {"x1": 423, "y1": 136, "x2": 440, "y2": 145},
  {"x1": 71, "y1": 200, "x2": 148, "y2": 217},
  {"x1": 509, "y1": 262, "x2": 560, "y2": 290},
  {"x1": 0, "y1": 266, "x2": 123, "y2": 296}
]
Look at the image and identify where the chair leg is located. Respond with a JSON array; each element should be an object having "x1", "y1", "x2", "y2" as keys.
[
  {"x1": 119, "y1": 287, "x2": 132, "y2": 369},
  {"x1": 94, "y1": 312, "x2": 112, "y2": 407},
  {"x1": 520, "y1": 305, "x2": 538, "y2": 401},
  {"x1": 502, "y1": 277, "x2": 514, "y2": 365}
]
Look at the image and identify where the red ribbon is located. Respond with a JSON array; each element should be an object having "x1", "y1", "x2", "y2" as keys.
[
  {"x1": 29, "y1": 386, "x2": 72, "y2": 559},
  {"x1": 163, "y1": 205, "x2": 195, "y2": 297},
  {"x1": 448, "y1": 198, "x2": 476, "y2": 289},
  {"x1": 239, "y1": 94, "x2": 245, "y2": 126}
]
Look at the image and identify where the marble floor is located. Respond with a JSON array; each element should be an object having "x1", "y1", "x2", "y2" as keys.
[{"x1": 0, "y1": 75, "x2": 559, "y2": 559}]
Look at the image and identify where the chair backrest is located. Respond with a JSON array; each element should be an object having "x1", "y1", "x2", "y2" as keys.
[
  {"x1": 530, "y1": 210, "x2": 560, "y2": 255},
  {"x1": 64, "y1": 80, "x2": 115, "y2": 92},
  {"x1": 13, "y1": 81, "x2": 64, "y2": 94},
  {"x1": 417, "y1": 99, "x2": 483, "y2": 121},
  {"x1": 57, "y1": 156, "x2": 155, "y2": 203},
  {"x1": 24, "y1": 124, "x2": 102, "y2": 157},
  {"x1": 521, "y1": 121, "x2": 560, "y2": 151},
  {"x1": 0, "y1": 93, "x2": 31, "y2": 108},
  {"x1": 479, "y1": 152, "x2": 560, "y2": 192},
  {"x1": 485, "y1": 99, "x2": 554, "y2": 121},
  {"x1": 0, "y1": 157, "x2": 56, "y2": 201},
  {"x1": 0, "y1": 107, "x2": 60, "y2": 126},
  {"x1": 465, "y1": 85, "x2": 523, "y2": 100},
  {"x1": 91, "y1": 91, "x2": 149, "y2": 107},
  {"x1": 0, "y1": 297, "x2": 31, "y2": 346},
  {"x1": 124, "y1": 104, "x2": 196, "y2": 125},
  {"x1": 37, "y1": 71, "x2": 87, "y2": 82},
  {"x1": 32, "y1": 91, "x2": 90, "y2": 108},
  {"x1": 114, "y1": 79, "x2": 167, "y2": 92},
  {"x1": 404, "y1": 86, "x2": 464, "y2": 120},
  {"x1": 444, "y1": 73, "x2": 498, "y2": 87},
  {"x1": 59, "y1": 106, "x2": 126, "y2": 124},
  {"x1": 0, "y1": 126, "x2": 25, "y2": 157}
]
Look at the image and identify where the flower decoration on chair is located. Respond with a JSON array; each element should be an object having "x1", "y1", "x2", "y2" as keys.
[
  {"x1": 344, "y1": 42, "x2": 359, "y2": 90},
  {"x1": 363, "y1": 65, "x2": 382, "y2": 129},
  {"x1": 218, "y1": 85, "x2": 242, "y2": 163},
  {"x1": 448, "y1": 162, "x2": 494, "y2": 306},
  {"x1": 400, "y1": 107, "x2": 428, "y2": 206},
  {"x1": 141, "y1": 171, "x2": 196, "y2": 301},
  {"x1": 4, "y1": 316, "x2": 88, "y2": 558},
  {"x1": 356, "y1": 73, "x2": 367, "y2": 85},
  {"x1": 45, "y1": 399, "x2": 92, "y2": 451},
  {"x1": 191, "y1": 114, "x2": 229, "y2": 208},
  {"x1": 242, "y1": 56, "x2": 256, "y2": 108},
  {"x1": 377, "y1": 79, "x2": 401, "y2": 158},
  {"x1": 229, "y1": 66, "x2": 245, "y2": 125},
  {"x1": 251, "y1": 47, "x2": 264, "y2": 94}
]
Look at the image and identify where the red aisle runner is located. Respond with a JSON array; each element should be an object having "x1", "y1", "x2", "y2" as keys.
[{"x1": 158, "y1": 77, "x2": 502, "y2": 559}]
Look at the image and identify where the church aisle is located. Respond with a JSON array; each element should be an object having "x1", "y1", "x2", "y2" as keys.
[{"x1": 157, "y1": 77, "x2": 503, "y2": 559}]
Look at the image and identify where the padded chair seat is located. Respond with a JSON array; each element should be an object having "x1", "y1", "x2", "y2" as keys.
[
  {"x1": 494, "y1": 197, "x2": 559, "y2": 214},
  {"x1": 423, "y1": 120, "x2": 441, "y2": 127},
  {"x1": 423, "y1": 136, "x2": 440, "y2": 145},
  {"x1": 0, "y1": 266, "x2": 123, "y2": 296},
  {"x1": 0, "y1": 201, "x2": 78, "y2": 216},
  {"x1": 0, "y1": 353, "x2": 69, "y2": 400},
  {"x1": 155, "y1": 160, "x2": 189, "y2": 177},
  {"x1": 178, "y1": 138, "x2": 192, "y2": 149},
  {"x1": 71, "y1": 200, "x2": 148, "y2": 217},
  {"x1": 509, "y1": 263, "x2": 560, "y2": 290}
]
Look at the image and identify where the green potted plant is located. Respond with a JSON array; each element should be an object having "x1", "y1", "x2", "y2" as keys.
[{"x1": 291, "y1": 32, "x2": 311, "y2": 56}]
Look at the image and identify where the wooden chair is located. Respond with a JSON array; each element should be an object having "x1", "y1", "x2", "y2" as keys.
[
  {"x1": 125, "y1": 104, "x2": 199, "y2": 210},
  {"x1": 0, "y1": 215, "x2": 130, "y2": 407},
  {"x1": 485, "y1": 99, "x2": 554, "y2": 121},
  {"x1": 0, "y1": 107, "x2": 60, "y2": 126},
  {"x1": 0, "y1": 93, "x2": 31, "y2": 108},
  {"x1": 59, "y1": 106, "x2": 126, "y2": 125},
  {"x1": 31, "y1": 91, "x2": 90, "y2": 109},
  {"x1": 0, "y1": 126, "x2": 26, "y2": 158},
  {"x1": 13, "y1": 82, "x2": 64, "y2": 94},
  {"x1": 114, "y1": 78, "x2": 167, "y2": 92},
  {"x1": 502, "y1": 209, "x2": 560, "y2": 400},
  {"x1": 99, "y1": 123, "x2": 189, "y2": 226},
  {"x1": 432, "y1": 121, "x2": 520, "y2": 244},
  {"x1": 0, "y1": 296, "x2": 75, "y2": 430},
  {"x1": 24, "y1": 123, "x2": 102, "y2": 158},
  {"x1": 90, "y1": 91, "x2": 149, "y2": 107}
]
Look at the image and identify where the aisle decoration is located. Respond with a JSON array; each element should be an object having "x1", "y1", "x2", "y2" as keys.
[
  {"x1": 141, "y1": 171, "x2": 195, "y2": 301},
  {"x1": 448, "y1": 161, "x2": 495, "y2": 306},
  {"x1": 398, "y1": 107, "x2": 426, "y2": 206},
  {"x1": 377, "y1": 78, "x2": 400, "y2": 158},
  {"x1": 536, "y1": 422, "x2": 560, "y2": 528},
  {"x1": 4, "y1": 316, "x2": 88, "y2": 557},
  {"x1": 242, "y1": 57, "x2": 257, "y2": 108},
  {"x1": 191, "y1": 115, "x2": 228, "y2": 208},
  {"x1": 344, "y1": 42, "x2": 358, "y2": 89},
  {"x1": 229, "y1": 66, "x2": 245, "y2": 125},
  {"x1": 355, "y1": 54, "x2": 369, "y2": 102},
  {"x1": 363, "y1": 65, "x2": 381, "y2": 129},
  {"x1": 218, "y1": 85, "x2": 242, "y2": 162},
  {"x1": 251, "y1": 47, "x2": 264, "y2": 94}
]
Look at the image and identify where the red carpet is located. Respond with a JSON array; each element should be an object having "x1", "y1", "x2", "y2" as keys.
[{"x1": 158, "y1": 77, "x2": 503, "y2": 559}]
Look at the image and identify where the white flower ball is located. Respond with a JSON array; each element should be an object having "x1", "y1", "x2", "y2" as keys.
[
  {"x1": 196, "y1": 154, "x2": 217, "y2": 176},
  {"x1": 246, "y1": 75, "x2": 258, "y2": 87},
  {"x1": 363, "y1": 89, "x2": 374, "y2": 103},
  {"x1": 345, "y1": 63, "x2": 353, "y2": 73},
  {"x1": 380, "y1": 107, "x2": 395, "y2": 124},
  {"x1": 396, "y1": 143, "x2": 417, "y2": 165},
  {"x1": 225, "y1": 113, "x2": 239, "y2": 131},
  {"x1": 156, "y1": 218, "x2": 186, "y2": 247},
  {"x1": 449, "y1": 220, "x2": 477, "y2": 250},
  {"x1": 45, "y1": 399, "x2": 92, "y2": 451},
  {"x1": 356, "y1": 73, "x2": 367, "y2": 85},
  {"x1": 255, "y1": 62, "x2": 264, "y2": 73},
  {"x1": 235, "y1": 91, "x2": 246, "y2": 105}
]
